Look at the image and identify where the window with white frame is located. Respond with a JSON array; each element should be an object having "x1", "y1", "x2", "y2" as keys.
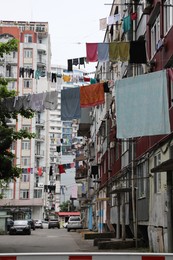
[
  {"x1": 21, "y1": 156, "x2": 30, "y2": 167},
  {"x1": 22, "y1": 140, "x2": 31, "y2": 150},
  {"x1": 151, "y1": 15, "x2": 160, "y2": 57},
  {"x1": 21, "y1": 173, "x2": 30, "y2": 182},
  {"x1": 137, "y1": 160, "x2": 148, "y2": 198},
  {"x1": 24, "y1": 79, "x2": 32, "y2": 89},
  {"x1": 154, "y1": 152, "x2": 161, "y2": 193},
  {"x1": 20, "y1": 189, "x2": 29, "y2": 199},
  {"x1": 24, "y1": 49, "x2": 33, "y2": 58},
  {"x1": 164, "y1": 0, "x2": 173, "y2": 34},
  {"x1": 34, "y1": 189, "x2": 42, "y2": 198},
  {"x1": 24, "y1": 34, "x2": 32, "y2": 43}
]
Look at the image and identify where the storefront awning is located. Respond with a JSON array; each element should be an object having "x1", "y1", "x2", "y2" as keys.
[{"x1": 151, "y1": 159, "x2": 173, "y2": 173}]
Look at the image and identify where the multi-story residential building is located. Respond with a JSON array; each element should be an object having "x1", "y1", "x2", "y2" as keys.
[
  {"x1": 0, "y1": 20, "x2": 52, "y2": 220},
  {"x1": 75, "y1": 0, "x2": 173, "y2": 253}
]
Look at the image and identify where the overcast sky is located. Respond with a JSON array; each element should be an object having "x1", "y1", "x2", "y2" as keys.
[{"x1": 1, "y1": 0, "x2": 112, "y2": 73}]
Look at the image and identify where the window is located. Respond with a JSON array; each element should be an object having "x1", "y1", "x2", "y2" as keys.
[
  {"x1": 151, "y1": 15, "x2": 160, "y2": 57},
  {"x1": 154, "y1": 153, "x2": 161, "y2": 193},
  {"x1": 24, "y1": 34, "x2": 32, "y2": 43},
  {"x1": 1, "y1": 189, "x2": 12, "y2": 199},
  {"x1": 20, "y1": 189, "x2": 29, "y2": 199},
  {"x1": 24, "y1": 79, "x2": 32, "y2": 89},
  {"x1": 164, "y1": 0, "x2": 173, "y2": 34},
  {"x1": 137, "y1": 161, "x2": 148, "y2": 198},
  {"x1": 34, "y1": 189, "x2": 42, "y2": 198},
  {"x1": 22, "y1": 140, "x2": 31, "y2": 150},
  {"x1": 24, "y1": 49, "x2": 33, "y2": 58},
  {"x1": 21, "y1": 156, "x2": 30, "y2": 167},
  {"x1": 22, "y1": 125, "x2": 30, "y2": 132},
  {"x1": 21, "y1": 173, "x2": 30, "y2": 182}
]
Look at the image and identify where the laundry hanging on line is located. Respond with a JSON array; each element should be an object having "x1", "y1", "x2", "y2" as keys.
[
  {"x1": 0, "y1": 90, "x2": 59, "y2": 113},
  {"x1": 86, "y1": 40, "x2": 147, "y2": 64}
]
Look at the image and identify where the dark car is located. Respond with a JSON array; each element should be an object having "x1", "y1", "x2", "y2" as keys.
[
  {"x1": 7, "y1": 218, "x2": 14, "y2": 232},
  {"x1": 48, "y1": 218, "x2": 60, "y2": 229},
  {"x1": 9, "y1": 220, "x2": 31, "y2": 235},
  {"x1": 27, "y1": 219, "x2": 35, "y2": 230}
]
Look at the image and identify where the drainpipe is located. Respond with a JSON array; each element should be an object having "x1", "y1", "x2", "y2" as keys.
[
  {"x1": 167, "y1": 171, "x2": 173, "y2": 252},
  {"x1": 131, "y1": 0, "x2": 138, "y2": 249}
]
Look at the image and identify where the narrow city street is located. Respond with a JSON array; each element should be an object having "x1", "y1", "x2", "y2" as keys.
[{"x1": 0, "y1": 228, "x2": 96, "y2": 253}]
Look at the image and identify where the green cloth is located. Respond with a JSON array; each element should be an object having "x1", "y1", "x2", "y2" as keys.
[
  {"x1": 109, "y1": 42, "x2": 130, "y2": 62},
  {"x1": 123, "y1": 15, "x2": 131, "y2": 33}
]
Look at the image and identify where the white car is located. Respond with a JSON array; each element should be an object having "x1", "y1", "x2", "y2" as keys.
[
  {"x1": 35, "y1": 220, "x2": 43, "y2": 229},
  {"x1": 67, "y1": 216, "x2": 83, "y2": 232}
]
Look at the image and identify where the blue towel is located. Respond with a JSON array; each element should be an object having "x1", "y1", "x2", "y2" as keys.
[
  {"x1": 115, "y1": 70, "x2": 171, "y2": 138},
  {"x1": 61, "y1": 87, "x2": 81, "y2": 120}
]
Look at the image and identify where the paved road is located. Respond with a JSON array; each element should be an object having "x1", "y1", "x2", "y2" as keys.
[{"x1": 0, "y1": 228, "x2": 96, "y2": 253}]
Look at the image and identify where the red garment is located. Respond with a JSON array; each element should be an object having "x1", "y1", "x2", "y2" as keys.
[
  {"x1": 27, "y1": 168, "x2": 31, "y2": 173},
  {"x1": 58, "y1": 164, "x2": 66, "y2": 174},
  {"x1": 80, "y1": 83, "x2": 105, "y2": 108},
  {"x1": 86, "y1": 43, "x2": 98, "y2": 62},
  {"x1": 37, "y1": 167, "x2": 43, "y2": 176},
  {"x1": 131, "y1": 12, "x2": 137, "y2": 20},
  {"x1": 83, "y1": 76, "x2": 90, "y2": 82}
]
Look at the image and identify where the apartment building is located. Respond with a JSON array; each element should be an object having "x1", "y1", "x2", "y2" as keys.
[
  {"x1": 76, "y1": 0, "x2": 173, "y2": 253},
  {"x1": 0, "y1": 20, "x2": 52, "y2": 220}
]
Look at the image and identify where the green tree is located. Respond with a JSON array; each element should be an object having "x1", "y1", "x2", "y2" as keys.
[
  {"x1": 0, "y1": 39, "x2": 35, "y2": 181},
  {"x1": 59, "y1": 201, "x2": 71, "y2": 212}
]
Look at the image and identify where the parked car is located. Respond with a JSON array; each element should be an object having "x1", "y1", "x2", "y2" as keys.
[
  {"x1": 27, "y1": 219, "x2": 35, "y2": 230},
  {"x1": 48, "y1": 218, "x2": 60, "y2": 229},
  {"x1": 35, "y1": 219, "x2": 43, "y2": 229},
  {"x1": 7, "y1": 218, "x2": 14, "y2": 232},
  {"x1": 67, "y1": 216, "x2": 83, "y2": 232},
  {"x1": 42, "y1": 220, "x2": 48, "y2": 229},
  {"x1": 9, "y1": 220, "x2": 31, "y2": 235}
]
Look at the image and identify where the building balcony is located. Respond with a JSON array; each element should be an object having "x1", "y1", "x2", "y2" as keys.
[
  {"x1": 37, "y1": 57, "x2": 46, "y2": 66},
  {"x1": 35, "y1": 135, "x2": 45, "y2": 142},
  {"x1": 35, "y1": 150, "x2": 44, "y2": 157},
  {"x1": 35, "y1": 119, "x2": 45, "y2": 128}
]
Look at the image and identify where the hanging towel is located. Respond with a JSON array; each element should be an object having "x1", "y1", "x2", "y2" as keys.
[
  {"x1": 109, "y1": 42, "x2": 130, "y2": 62},
  {"x1": 123, "y1": 15, "x2": 131, "y2": 33},
  {"x1": 86, "y1": 43, "x2": 98, "y2": 62},
  {"x1": 98, "y1": 42, "x2": 109, "y2": 62},
  {"x1": 115, "y1": 70, "x2": 171, "y2": 138},
  {"x1": 43, "y1": 91, "x2": 58, "y2": 110},
  {"x1": 61, "y1": 87, "x2": 81, "y2": 120},
  {"x1": 99, "y1": 17, "x2": 107, "y2": 30},
  {"x1": 129, "y1": 41, "x2": 147, "y2": 64},
  {"x1": 80, "y1": 83, "x2": 105, "y2": 108}
]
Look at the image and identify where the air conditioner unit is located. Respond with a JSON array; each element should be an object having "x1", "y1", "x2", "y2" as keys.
[{"x1": 38, "y1": 183, "x2": 44, "y2": 188}]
